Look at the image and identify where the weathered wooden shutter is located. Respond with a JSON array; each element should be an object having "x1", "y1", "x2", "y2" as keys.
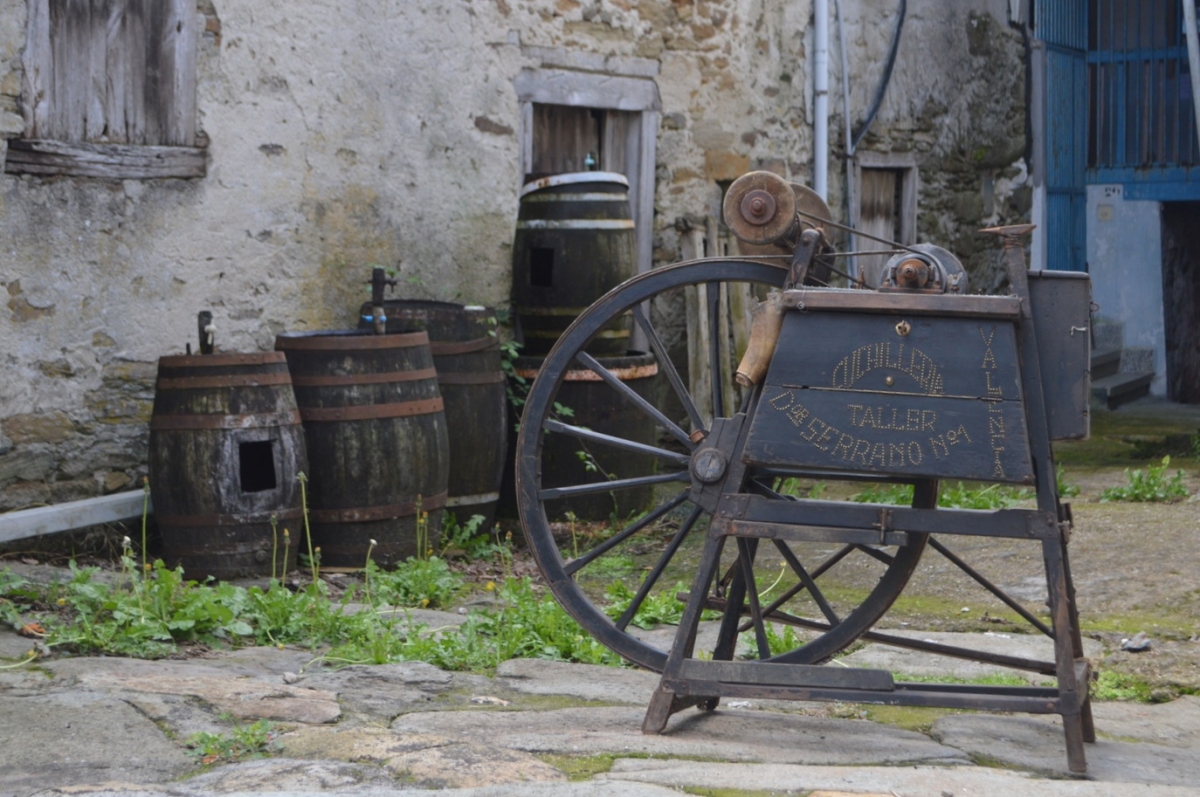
[{"x1": 7, "y1": 0, "x2": 205, "y2": 178}]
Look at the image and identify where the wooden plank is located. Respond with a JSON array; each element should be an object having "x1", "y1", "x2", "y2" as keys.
[
  {"x1": 102, "y1": 0, "x2": 127, "y2": 143},
  {"x1": 664, "y1": 677, "x2": 1061, "y2": 712},
  {"x1": 85, "y1": 0, "x2": 109, "y2": 141},
  {"x1": 782, "y1": 289, "x2": 1022, "y2": 319},
  {"x1": 22, "y1": 0, "x2": 52, "y2": 138},
  {"x1": 514, "y1": 68, "x2": 662, "y2": 112},
  {"x1": 677, "y1": 659, "x2": 895, "y2": 690},
  {"x1": 123, "y1": 0, "x2": 147, "y2": 143},
  {"x1": 764, "y1": 312, "x2": 1025, "y2": 398},
  {"x1": 531, "y1": 103, "x2": 598, "y2": 175},
  {"x1": 681, "y1": 228, "x2": 712, "y2": 426},
  {"x1": 728, "y1": 519, "x2": 909, "y2": 547},
  {"x1": 4, "y1": 138, "x2": 206, "y2": 178},
  {"x1": 858, "y1": 167, "x2": 898, "y2": 287},
  {"x1": 731, "y1": 494, "x2": 1057, "y2": 541},
  {"x1": 0, "y1": 490, "x2": 151, "y2": 545},
  {"x1": 744, "y1": 387, "x2": 1034, "y2": 482},
  {"x1": 707, "y1": 215, "x2": 737, "y2": 416},
  {"x1": 168, "y1": 0, "x2": 196, "y2": 145}
]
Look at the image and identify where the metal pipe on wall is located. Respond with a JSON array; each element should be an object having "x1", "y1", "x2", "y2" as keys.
[
  {"x1": 834, "y1": 0, "x2": 857, "y2": 279},
  {"x1": 813, "y1": 0, "x2": 829, "y2": 199}
]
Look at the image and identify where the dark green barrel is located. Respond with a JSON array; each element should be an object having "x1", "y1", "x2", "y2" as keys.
[
  {"x1": 512, "y1": 172, "x2": 636, "y2": 355},
  {"x1": 148, "y1": 352, "x2": 307, "y2": 580},
  {"x1": 511, "y1": 350, "x2": 659, "y2": 521},
  {"x1": 357, "y1": 301, "x2": 507, "y2": 533},
  {"x1": 275, "y1": 330, "x2": 449, "y2": 568}
]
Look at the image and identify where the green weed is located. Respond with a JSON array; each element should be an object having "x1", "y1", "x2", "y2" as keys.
[
  {"x1": 1092, "y1": 670, "x2": 1154, "y2": 702},
  {"x1": 852, "y1": 481, "x2": 1031, "y2": 509},
  {"x1": 0, "y1": 557, "x2": 622, "y2": 672},
  {"x1": 367, "y1": 558, "x2": 463, "y2": 609},
  {"x1": 603, "y1": 581, "x2": 720, "y2": 629},
  {"x1": 1057, "y1": 463, "x2": 1081, "y2": 498},
  {"x1": 441, "y1": 512, "x2": 504, "y2": 560},
  {"x1": 1101, "y1": 456, "x2": 1190, "y2": 503},
  {"x1": 187, "y1": 719, "x2": 280, "y2": 763}
]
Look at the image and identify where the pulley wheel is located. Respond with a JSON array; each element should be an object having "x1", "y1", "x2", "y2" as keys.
[
  {"x1": 723, "y1": 172, "x2": 796, "y2": 245},
  {"x1": 790, "y1": 182, "x2": 834, "y2": 235}
]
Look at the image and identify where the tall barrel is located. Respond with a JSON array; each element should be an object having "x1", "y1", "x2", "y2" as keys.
[
  {"x1": 512, "y1": 172, "x2": 636, "y2": 355},
  {"x1": 149, "y1": 352, "x2": 307, "y2": 580},
  {"x1": 357, "y1": 301, "x2": 507, "y2": 533},
  {"x1": 275, "y1": 330, "x2": 449, "y2": 568},
  {"x1": 511, "y1": 351, "x2": 659, "y2": 521}
]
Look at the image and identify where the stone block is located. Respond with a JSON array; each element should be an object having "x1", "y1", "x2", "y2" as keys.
[
  {"x1": 704, "y1": 150, "x2": 749, "y2": 182},
  {"x1": 0, "y1": 447, "x2": 54, "y2": 484},
  {"x1": 3, "y1": 411, "x2": 75, "y2": 445}
]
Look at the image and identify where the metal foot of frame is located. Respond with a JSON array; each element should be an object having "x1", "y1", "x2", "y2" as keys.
[
  {"x1": 1063, "y1": 711, "x2": 1088, "y2": 775},
  {"x1": 642, "y1": 687, "x2": 714, "y2": 734}
]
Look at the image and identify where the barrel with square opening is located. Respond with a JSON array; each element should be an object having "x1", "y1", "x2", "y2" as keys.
[
  {"x1": 275, "y1": 329, "x2": 450, "y2": 567},
  {"x1": 149, "y1": 351, "x2": 308, "y2": 580},
  {"x1": 512, "y1": 172, "x2": 637, "y2": 355}
]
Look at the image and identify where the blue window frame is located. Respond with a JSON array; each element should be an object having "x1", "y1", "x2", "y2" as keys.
[{"x1": 1086, "y1": 0, "x2": 1200, "y2": 198}]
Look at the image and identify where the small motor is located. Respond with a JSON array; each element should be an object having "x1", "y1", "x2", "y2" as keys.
[{"x1": 878, "y1": 243, "x2": 968, "y2": 294}]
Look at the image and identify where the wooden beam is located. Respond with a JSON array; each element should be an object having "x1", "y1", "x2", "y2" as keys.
[
  {"x1": 0, "y1": 490, "x2": 151, "y2": 545},
  {"x1": 4, "y1": 138, "x2": 206, "y2": 179}
]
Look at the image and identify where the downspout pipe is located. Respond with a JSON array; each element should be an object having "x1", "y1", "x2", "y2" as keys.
[
  {"x1": 835, "y1": 0, "x2": 857, "y2": 278},
  {"x1": 1184, "y1": 0, "x2": 1200, "y2": 147},
  {"x1": 813, "y1": 0, "x2": 829, "y2": 200}
]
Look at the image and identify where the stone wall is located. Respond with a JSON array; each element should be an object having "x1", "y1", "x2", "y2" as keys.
[{"x1": 0, "y1": 0, "x2": 1026, "y2": 512}]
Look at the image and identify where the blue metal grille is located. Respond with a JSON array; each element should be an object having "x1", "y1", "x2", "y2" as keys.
[
  {"x1": 1038, "y1": 0, "x2": 1088, "y2": 49},
  {"x1": 1087, "y1": 0, "x2": 1200, "y2": 194}
]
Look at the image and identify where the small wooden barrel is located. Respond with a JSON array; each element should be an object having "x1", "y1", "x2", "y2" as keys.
[
  {"x1": 512, "y1": 172, "x2": 636, "y2": 355},
  {"x1": 149, "y1": 352, "x2": 307, "y2": 580},
  {"x1": 357, "y1": 301, "x2": 507, "y2": 533},
  {"x1": 511, "y1": 350, "x2": 659, "y2": 521},
  {"x1": 275, "y1": 330, "x2": 450, "y2": 567}
]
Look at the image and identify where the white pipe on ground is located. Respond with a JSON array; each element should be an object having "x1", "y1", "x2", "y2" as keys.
[
  {"x1": 813, "y1": 0, "x2": 829, "y2": 199},
  {"x1": 1183, "y1": 0, "x2": 1200, "y2": 147}
]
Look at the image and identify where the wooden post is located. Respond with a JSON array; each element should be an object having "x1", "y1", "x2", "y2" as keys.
[{"x1": 682, "y1": 228, "x2": 713, "y2": 425}]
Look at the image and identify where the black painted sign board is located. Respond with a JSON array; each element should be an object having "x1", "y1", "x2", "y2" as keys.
[{"x1": 742, "y1": 311, "x2": 1035, "y2": 484}]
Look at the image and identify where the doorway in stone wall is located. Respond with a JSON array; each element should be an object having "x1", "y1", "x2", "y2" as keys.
[{"x1": 1161, "y1": 202, "x2": 1200, "y2": 403}]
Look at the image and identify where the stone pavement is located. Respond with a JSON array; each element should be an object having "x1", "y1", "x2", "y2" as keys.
[{"x1": 2, "y1": 617, "x2": 1199, "y2": 797}]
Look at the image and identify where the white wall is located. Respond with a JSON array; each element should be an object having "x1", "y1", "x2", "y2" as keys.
[{"x1": 1086, "y1": 184, "x2": 1167, "y2": 395}]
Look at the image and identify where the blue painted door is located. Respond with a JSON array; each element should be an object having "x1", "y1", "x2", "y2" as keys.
[{"x1": 1040, "y1": 1, "x2": 1089, "y2": 272}]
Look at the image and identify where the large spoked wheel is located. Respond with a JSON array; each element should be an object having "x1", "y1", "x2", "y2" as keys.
[{"x1": 516, "y1": 258, "x2": 929, "y2": 672}]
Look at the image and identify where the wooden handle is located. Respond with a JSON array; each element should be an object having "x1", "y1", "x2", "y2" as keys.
[{"x1": 735, "y1": 291, "x2": 785, "y2": 387}]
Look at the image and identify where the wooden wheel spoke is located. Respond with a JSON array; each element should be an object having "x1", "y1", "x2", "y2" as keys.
[
  {"x1": 741, "y1": 544, "x2": 856, "y2": 633},
  {"x1": 736, "y1": 537, "x2": 771, "y2": 659},
  {"x1": 854, "y1": 544, "x2": 896, "y2": 566},
  {"x1": 632, "y1": 303, "x2": 706, "y2": 436},
  {"x1": 773, "y1": 540, "x2": 841, "y2": 625},
  {"x1": 538, "y1": 471, "x2": 688, "y2": 501},
  {"x1": 544, "y1": 418, "x2": 690, "y2": 467},
  {"x1": 573, "y1": 351, "x2": 695, "y2": 449},
  {"x1": 615, "y1": 503, "x2": 705, "y2": 631},
  {"x1": 564, "y1": 491, "x2": 691, "y2": 577}
]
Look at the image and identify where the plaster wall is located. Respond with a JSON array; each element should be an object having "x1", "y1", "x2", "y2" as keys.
[
  {"x1": 0, "y1": 0, "x2": 1028, "y2": 510},
  {"x1": 1086, "y1": 184, "x2": 1168, "y2": 396}
]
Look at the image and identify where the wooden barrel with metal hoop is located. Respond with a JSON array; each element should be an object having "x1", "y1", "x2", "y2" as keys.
[
  {"x1": 148, "y1": 351, "x2": 308, "y2": 580},
  {"x1": 275, "y1": 330, "x2": 450, "y2": 568},
  {"x1": 512, "y1": 171, "x2": 636, "y2": 355},
  {"x1": 357, "y1": 300, "x2": 507, "y2": 532}
]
